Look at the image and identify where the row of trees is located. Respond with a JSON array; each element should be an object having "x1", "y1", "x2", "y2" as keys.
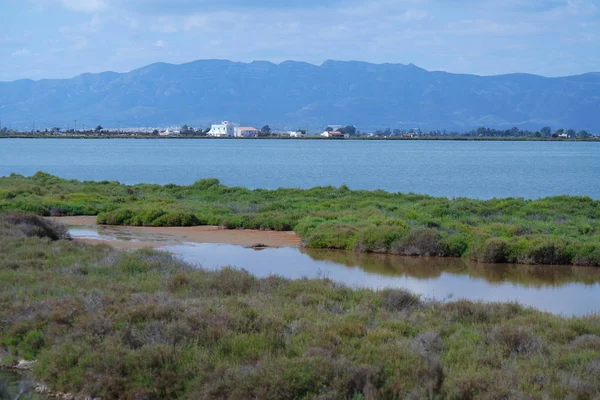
[
  {"x1": 353, "y1": 126, "x2": 593, "y2": 138},
  {"x1": 1, "y1": 124, "x2": 595, "y2": 138},
  {"x1": 465, "y1": 127, "x2": 592, "y2": 139}
]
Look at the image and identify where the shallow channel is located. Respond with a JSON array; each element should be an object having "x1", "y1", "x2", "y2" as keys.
[
  {"x1": 70, "y1": 226, "x2": 600, "y2": 316},
  {"x1": 0, "y1": 370, "x2": 44, "y2": 400}
]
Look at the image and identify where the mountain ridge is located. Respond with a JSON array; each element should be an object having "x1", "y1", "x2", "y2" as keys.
[{"x1": 1, "y1": 59, "x2": 599, "y2": 131}]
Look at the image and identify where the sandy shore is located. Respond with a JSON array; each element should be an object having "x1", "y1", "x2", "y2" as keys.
[{"x1": 47, "y1": 216, "x2": 301, "y2": 248}]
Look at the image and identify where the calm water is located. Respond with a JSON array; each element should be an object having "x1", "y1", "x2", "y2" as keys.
[
  {"x1": 2, "y1": 139, "x2": 600, "y2": 198},
  {"x1": 0, "y1": 370, "x2": 43, "y2": 399},
  {"x1": 70, "y1": 227, "x2": 600, "y2": 316}
]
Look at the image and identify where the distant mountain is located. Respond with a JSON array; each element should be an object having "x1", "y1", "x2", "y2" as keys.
[{"x1": 1, "y1": 59, "x2": 599, "y2": 132}]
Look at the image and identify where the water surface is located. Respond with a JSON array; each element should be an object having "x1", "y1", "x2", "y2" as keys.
[
  {"x1": 70, "y1": 227, "x2": 600, "y2": 316},
  {"x1": 0, "y1": 370, "x2": 43, "y2": 399},
  {"x1": 2, "y1": 139, "x2": 599, "y2": 198}
]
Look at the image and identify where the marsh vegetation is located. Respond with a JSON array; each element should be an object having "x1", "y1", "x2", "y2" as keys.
[
  {"x1": 0, "y1": 211, "x2": 600, "y2": 399},
  {"x1": 2, "y1": 172, "x2": 600, "y2": 267}
]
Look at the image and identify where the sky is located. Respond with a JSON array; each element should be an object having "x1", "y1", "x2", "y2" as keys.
[{"x1": 1, "y1": 0, "x2": 599, "y2": 81}]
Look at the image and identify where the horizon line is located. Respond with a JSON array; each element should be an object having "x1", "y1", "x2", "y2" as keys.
[{"x1": 2, "y1": 58, "x2": 599, "y2": 84}]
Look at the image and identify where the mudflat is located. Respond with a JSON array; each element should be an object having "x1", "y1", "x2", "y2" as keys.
[{"x1": 47, "y1": 216, "x2": 301, "y2": 248}]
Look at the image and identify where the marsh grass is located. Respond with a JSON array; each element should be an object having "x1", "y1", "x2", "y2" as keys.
[
  {"x1": 2, "y1": 173, "x2": 600, "y2": 266},
  {"x1": 1, "y1": 212, "x2": 599, "y2": 399}
]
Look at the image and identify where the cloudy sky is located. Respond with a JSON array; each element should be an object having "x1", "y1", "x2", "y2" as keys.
[{"x1": 2, "y1": 0, "x2": 599, "y2": 81}]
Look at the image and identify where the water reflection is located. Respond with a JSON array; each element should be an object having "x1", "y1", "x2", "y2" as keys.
[
  {"x1": 303, "y1": 249, "x2": 600, "y2": 287},
  {"x1": 0, "y1": 370, "x2": 43, "y2": 400},
  {"x1": 71, "y1": 227, "x2": 178, "y2": 244},
  {"x1": 69, "y1": 228, "x2": 600, "y2": 316}
]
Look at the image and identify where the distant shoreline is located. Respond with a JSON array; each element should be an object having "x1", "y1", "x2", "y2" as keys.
[{"x1": 1, "y1": 134, "x2": 598, "y2": 142}]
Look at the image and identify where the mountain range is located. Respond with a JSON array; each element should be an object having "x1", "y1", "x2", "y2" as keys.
[{"x1": 1, "y1": 59, "x2": 599, "y2": 132}]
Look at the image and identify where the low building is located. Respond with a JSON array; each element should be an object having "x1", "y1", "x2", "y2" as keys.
[
  {"x1": 279, "y1": 131, "x2": 305, "y2": 137},
  {"x1": 159, "y1": 129, "x2": 180, "y2": 136},
  {"x1": 321, "y1": 130, "x2": 346, "y2": 138},
  {"x1": 234, "y1": 126, "x2": 260, "y2": 137},
  {"x1": 208, "y1": 121, "x2": 235, "y2": 137}
]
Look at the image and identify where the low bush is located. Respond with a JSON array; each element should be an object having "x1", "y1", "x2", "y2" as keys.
[
  {"x1": 355, "y1": 225, "x2": 405, "y2": 253},
  {"x1": 153, "y1": 211, "x2": 200, "y2": 227},
  {"x1": 96, "y1": 209, "x2": 135, "y2": 225},
  {"x1": 471, "y1": 237, "x2": 510, "y2": 263},
  {"x1": 573, "y1": 244, "x2": 600, "y2": 267},
  {"x1": 488, "y1": 325, "x2": 545, "y2": 356},
  {"x1": 0, "y1": 211, "x2": 69, "y2": 240},
  {"x1": 381, "y1": 288, "x2": 421, "y2": 311},
  {"x1": 303, "y1": 222, "x2": 360, "y2": 250},
  {"x1": 517, "y1": 239, "x2": 574, "y2": 265},
  {"x1": 392, "y1": 227, "x2": 448, "y2": 257}
]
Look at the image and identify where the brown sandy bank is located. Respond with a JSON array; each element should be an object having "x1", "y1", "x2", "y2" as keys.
[{"x1": 47, "y1": 216, "x2": 301, "y2": 248}]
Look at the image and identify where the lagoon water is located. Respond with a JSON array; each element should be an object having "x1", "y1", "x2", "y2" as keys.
[
  {"x1": 3, "y1": 138, "x2": 600, "y2": 316},
  {"x1": 0, "y1": 370, "x2": 42, "y2": 399},
  {"x1": 70, "y1": 226, "x2": 600, "y2": 316},
  {"x1": 1, "y1": 138, "x2": 600, "y2": 198}
]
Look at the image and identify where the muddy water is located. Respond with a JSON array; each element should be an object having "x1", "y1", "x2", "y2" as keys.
[
  {"x1": 68, "y1": 226, "x2": 600, "y2": 316},
  {"x1": 0, "y1": 370, "x2": 45, "y2": 399}
]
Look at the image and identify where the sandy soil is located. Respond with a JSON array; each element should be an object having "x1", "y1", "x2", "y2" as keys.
[{"x1": 47, "y1": 216, "x2": 301, "y2": 248}]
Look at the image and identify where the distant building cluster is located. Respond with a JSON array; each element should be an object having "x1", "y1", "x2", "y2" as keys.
[
  {"x1": 320, "y1": 130, "x2": 347, "y2": 138},
  {"x1": 207, "y1": 121, "x2": 260, "y2": 137},
  {"x1": 7, "y1": 120, "x2": 593, "y2": 140}
]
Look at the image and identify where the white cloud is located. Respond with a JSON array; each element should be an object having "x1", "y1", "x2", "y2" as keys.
[
  {"x1": 153, "y1": 39, "x2": 167, "y2": 48},
  {"x1": 60, "y1": 0, "x2": 106, "y2": 13},
  {"x1": 11, "y1": 48, "x2": 31, "y2": 56},
  {"x1": 396, "y1": 9, "x2": 429, "y2": 22},
  {"x1": 65, "y1": 35, "x2": 89, "y2": 50},
  {"x1": 184, "y1": 15, "x2": 209, "y2": 31},
  {"x1": 566, "y1": 0, "x2": 597, "y2": 16}
]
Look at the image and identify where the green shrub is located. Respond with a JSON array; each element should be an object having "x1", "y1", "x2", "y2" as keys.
[
  {"x1": 192, "y1": 178, "x2": 221, "y2": 190},
  {"x1": 392, "y1": 227, "x2": 448, "y2": 257},
  {"x1": 1, "y1": 200, "x2": 49, "y2": 215},
  {"x1": 0, "y1": 211, "x2": 69, "y2": 240},
  {"x1": 443, "y1": 233, "x2": 470, "y2": 257},
  {"x1": 517, "y1": 239, "x2": 573, "y2": 265},
  {"x1": 153, "y1": 211, "x2": 201, "y2": 227},
  {"x1": 131, "y1": 208, "x2": 168, "y2": 226},
  {"x1": 97, "y1": 209, "x2": 135, "y2": 225},
  {"x1": 381, "y1": 289, "x2": 421, "y2": 311},
  {"x1": 304, "y1": 223, "x2": 359, "y2": 250},
  {"x1": 355, "y1": 225, "x2": 406, "y2": 253},
  {"x1": 572, "y1": 244, "x2": 600, "y2": 267},
  {"x1": 471, "y1": 238, "x2": 510, "y2": 263}
]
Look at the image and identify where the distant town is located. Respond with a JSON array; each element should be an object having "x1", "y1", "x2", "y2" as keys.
[{"x1": 0, "y1": 121, "x2": 597, "y2": 140}]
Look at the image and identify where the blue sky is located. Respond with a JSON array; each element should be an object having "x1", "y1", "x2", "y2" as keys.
[{"x1": 1, "y1": 0, "x2": 599, "y2": 81}]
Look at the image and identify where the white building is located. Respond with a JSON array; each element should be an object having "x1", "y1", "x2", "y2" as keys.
[
  {"x1": 208, "y1": 121, "x2": 235, "y2": 137},
  {"x1": 159, "y1": 129, "x2": 180, "y2": 136},
  {"x1": 321, "y1": 130, "x2": 346, "y2": 138},
  {"x1": 281, "y1": 131, "x2": 305, "y2": 138},
  {"x1": 234, "y1": 126, "x2": 260, "y2": 137}
]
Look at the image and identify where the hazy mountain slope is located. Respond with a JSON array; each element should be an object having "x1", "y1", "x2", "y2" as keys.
[{"x1": 1, "y1": 60, "x2": 599, "y2": 131}]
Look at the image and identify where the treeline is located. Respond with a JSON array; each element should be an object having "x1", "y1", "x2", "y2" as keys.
[
  {"x1": 1, "y1": 125, "x2": 596, "y2": 138},
  {"x1": 363, "y1": 126, "x2": 594, "y2": 138}
]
